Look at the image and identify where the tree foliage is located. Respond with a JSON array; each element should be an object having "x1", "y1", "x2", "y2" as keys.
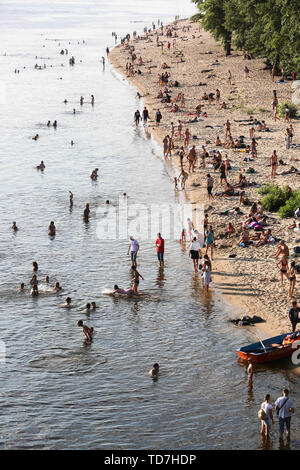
[{"x1": 192, "y1": 0, "x2": 300, "y2": 72}]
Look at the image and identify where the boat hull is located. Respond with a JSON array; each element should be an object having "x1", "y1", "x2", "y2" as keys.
[{"x1": 236, "y1": 332, "x2": 300, "y2": 363}]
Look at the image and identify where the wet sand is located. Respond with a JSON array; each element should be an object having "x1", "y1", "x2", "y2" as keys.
[{"x1": 109, "y1": 19, "x2": 300, "y2": 335}]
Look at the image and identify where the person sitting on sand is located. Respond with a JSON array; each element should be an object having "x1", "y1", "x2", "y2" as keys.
[
  {"x1": 221, "y1": 101, "x2": 227, "y2": 109},
  {"x1": 215, "y1": 136, "x2": 222, "y2": 146},
  {"x1": 149, "y1": 363, "x2": 159, "y2": 377},
  {"x1": 225, "y1": 222, "x2": 235, "y2": 238},
  {"x1": 239, "y1": 228, "x2": 251, "y2": 246},
  {"x1": 224, "y1": 135, "x2": 234, "y2": 149},
  {"x1": 216, "y1": 182, "x2": 234, "y2": 197},
  {"x1": 239, "y1": 191, "x2": 250, "y2": 206},
  {"x1": 254, "y1": 229, "x2": 273, "y2": 247},
  {"x1": 201, "y1": 92, "x2": 209, "y2": 100},
  {"x1": 77, "y1": 320, "x2": 93, "y2": 342}
]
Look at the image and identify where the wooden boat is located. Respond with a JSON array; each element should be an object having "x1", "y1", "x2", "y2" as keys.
[{"x1": 236, "y1": 332, "x2": 300, "y2": 363}]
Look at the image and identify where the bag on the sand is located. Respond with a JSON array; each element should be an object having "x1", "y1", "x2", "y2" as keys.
[
  {"x1": 246, "y1": 167, "x2": 255, "y2": 174},
  {"x1": 258, "y1": 408, "x2": 267, "y2": 421},
  {"x1": 293, "y1": 246, "x2": 300, "y2": 254}
]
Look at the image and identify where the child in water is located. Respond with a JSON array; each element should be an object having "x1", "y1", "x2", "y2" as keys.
[{"x1": 149, "y1": 363, "x2": 159, "y2": 377}]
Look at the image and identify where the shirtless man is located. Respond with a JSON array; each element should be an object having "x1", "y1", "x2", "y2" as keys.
[
  {"x1": 77, "y1": 320, "x2": 93, "y2": 342},
  {"x1": 187, "y1": 145, "x2": 197, "y2": 172},
  {"x1": 247, "y1": 359, "x2": 253, "y2": 385},
  {"x1": 270, "y1": 150, "x2": 278, "y2": 178},
  {"x1": 63, "y1": 297, "x2": 72, "y2": 308},
  {"x1": 12, "y1": 221, "x2": 18, "y2": 231}
]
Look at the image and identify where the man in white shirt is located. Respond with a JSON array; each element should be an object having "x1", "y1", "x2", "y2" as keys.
[
  {"x1": 275, "y1": 388, "x2": 294, "y2": 439},
  {"x1": 127, "y1": 236, "x2": 139, "y2": 267}
]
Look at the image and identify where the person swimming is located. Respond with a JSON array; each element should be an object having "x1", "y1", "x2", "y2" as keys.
[
  {"x1": 112, "y1": 284, "x2": 133, "y2": 295},
  {"x1": 63, "y1": 297, "x2": 72, "y2": 308},
  {"x1": 149, "y1": 363, "x2": 159, "y2": 377},
  {"x1": 32, "y1": 261, "x2": 38, "y2": 272},
  {"x1": 19, "y1": 283, "x2": 25, "y2": 292},
  {"x1": 30, "y1": 274, "x2": 38, "y2": 285},
  {"x1": 48, "y1": 221, "x2": 56, "y2": 236},
  {"x1": 53, "y1": 282, "x2": 62, "y2": 292},
  {"x1": 84, "y1": 303, "x2": 91, "y2": 313},
  {"x1": 36, "y1": 161, "x2": 45, "y2": 171},
  {"x1": 12, "y1": 221, "x2": 18, "y2": 231},
  {"x1": 30, "y1": 284, "x2": 39, "y2": 296},
  {"x1": 91, "y1": 302, "x2": 97, "y2": 310}
]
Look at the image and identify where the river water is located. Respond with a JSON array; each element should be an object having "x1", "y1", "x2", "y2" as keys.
[{"x1": 0, "y1": 0, "x2": 300, "y2": 450}]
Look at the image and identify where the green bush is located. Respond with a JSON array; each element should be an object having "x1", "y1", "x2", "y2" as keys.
[
  {"x1": 278, "y1": 102, "x2": 298, "y2": 118},
  {"x1": 279, "y1": 190, "x2": 300, "y2": 218},
  {"x1": 260, "y1": 185, "x2": 291, "y2": 212},
  {"x1": 259, "y1": 183, "x2": 276, "y2": 195}
]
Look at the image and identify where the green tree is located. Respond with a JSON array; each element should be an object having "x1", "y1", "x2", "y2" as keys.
[{"x1": 192, "y1": 0, "x2": 233, "y2": 55}]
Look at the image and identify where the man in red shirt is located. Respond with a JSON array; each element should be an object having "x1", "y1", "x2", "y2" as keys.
[{"x1": 155, "y1": 233, "x2": 164, "y2": 266}]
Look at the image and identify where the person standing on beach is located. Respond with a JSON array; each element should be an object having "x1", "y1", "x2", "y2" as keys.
[
  {"x1": 156, "y1": 109, "x2": 162, "y2": 127},
  {"x1": 206, "y1": 174, "x2": 214, "y2": 201},
  {"x1": 189, "y1": 236, "x2": 202, "y2": 273},
  {"x1": 134, "y1": 109, "x2": 141, "y2": 126},
  {"x1": 205, "y1": 225, "x2": 214, "y2": 260},
  {"x1": 289, "y1": 301, "x2": 299, "y2": 332},
  {"x1": 275, "y1": 389, "x2": 294, "y2": 440},
  {"x1": 128, "y1": 236, "x2": 139, "y2": 267},
  {"x1": 288, "y1": 261, "x2": 296, "y2": 298},
  {"x1": 155, "y1": 233, "x2": 164, "y2": 267},
  {"x1": 270, "y1": 150, "x2": 278, "y2": 178},
  {"x1": 143, "y1": 107, "x2": 149, "y2": 125}
]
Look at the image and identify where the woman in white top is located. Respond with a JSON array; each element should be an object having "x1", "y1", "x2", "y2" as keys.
[
  {"x1": 189, "y1": 237, "x2": 202, "y2": 273},
  {"x1": 260, "y1": 394, "x2": 273, "y2": 437}
]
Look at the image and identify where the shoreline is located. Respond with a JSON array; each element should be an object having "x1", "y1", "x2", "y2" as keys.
[{"x1": 108, "y1": 19, "x2": 300, "y2": 337}]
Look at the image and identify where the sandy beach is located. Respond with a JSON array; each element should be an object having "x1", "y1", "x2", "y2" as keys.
[{"x1": 109, "y1": 18, "x2": 300, "y2": 334}]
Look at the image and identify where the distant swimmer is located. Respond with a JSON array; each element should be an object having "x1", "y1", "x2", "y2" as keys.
[
  {"x1": 36, "y1": 160, "x2": 45, "y2": 171},
  {"x1": 53, "y1": 120, "x2": 57, "y2": 128},
  {"x1": 12, "y1": 221, "x2": 18, "y2": 231},
  {"x1": 32, "y1": 261, "x2": 38, "y2": 272},
  {"x1": 83, "y1": 203, "x2": 90, "y2": 221},
  {"x1": 102, "y1": 56, "x2": 105, "y2": 70},
  {"x1": 91, "y1": 302, "x2": 97, "y2": 310},
  {"x1": 48, "y1": 221, "x2": 56, "y2": 236},
  {"x1": 63, "y1": 297, "x2": 72, "y2": 308},
  {"x1": 71, "y1": 140, "x2": 74, "y2": 146},
  {"x1": 53, "y1": 282, "x2": 62, "y2": 292},
  {"x1": 19, "y1": 283, "x2": 25, "y2": 292},
  {"x1": 64, "y1": 99, "x2": 68, "y2": 104},
  {"x1": 69, "y1": 191, "x2": 73, "y2": 206},
  {"x1": 30, "y1": 274, "x2": 38, "y2": 285},
  {"x1": 90, "y1": 168, "x2": 98, "y2": 180},
  {"x1": 149, "y1": 363, "x2": 159, "y2": 377},
  {"x1": 77, "y1": 320, "x2": 93, "y2": 342},
  {"x1": 73, "y1": 109, "x2": 76, "y2": 114},
  {"x1": 105, "y1": 200, "x2": 109, "y2": 205},
  {"x1": 84, "y1": 303, "x2": 91, "y2": 313},
  {"x1": 80, "y1": 96, "x2": 84, "y2": 105},
  {"x1": 47, "y1": 120, "x2": 51, "y2": 127},
  {"x1": 91, "y1": 94, "x2": 95, "y2": 105},
  {"x1": 32, "y1": 134, "x2": 39, "y2": 141},
  {"x1": 30, "y1": 284, "x2": 39, "y2": 296},
  {"x1": 45, "y1": 276, "x2": 50, "y2": 284}
]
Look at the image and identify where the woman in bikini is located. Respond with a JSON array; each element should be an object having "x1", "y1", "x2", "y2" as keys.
[
  {"x1": 131, "y1": 266, "x2": 144, "y2": 293},
  {"x1": 278, "y1": 255, "x2": 289, "y2": 287},
  {"x1": 288, "y1": 261, "x2": 297, "y2": 297}
]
